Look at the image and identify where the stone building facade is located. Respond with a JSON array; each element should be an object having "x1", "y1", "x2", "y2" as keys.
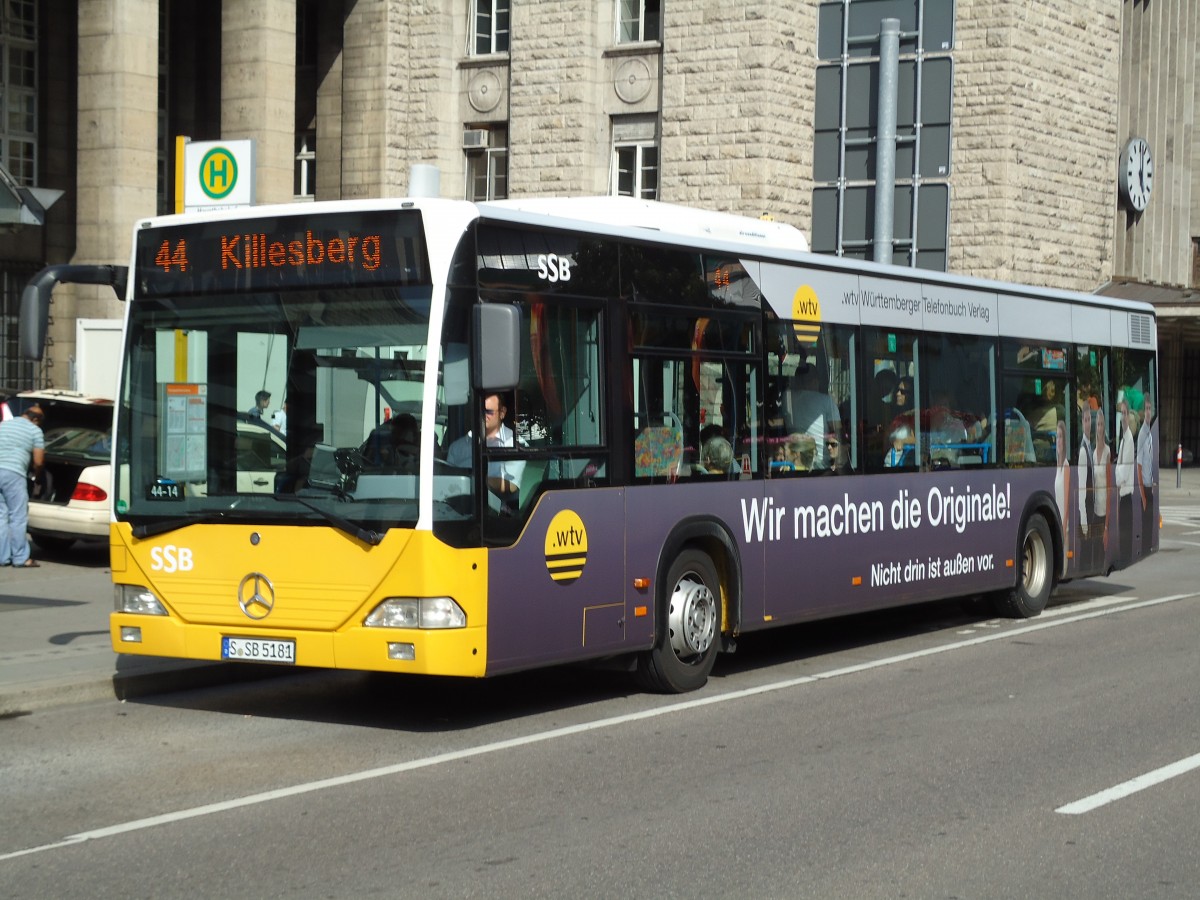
[{"x1": 1, "y1": 0, "x2": 1197, "y2": 460}]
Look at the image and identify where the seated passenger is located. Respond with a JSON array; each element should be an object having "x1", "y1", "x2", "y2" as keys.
[
  {"x1": 826, "y1": 430, "x2": 850, "y2": 474},
  {"x1": 700, "y1": 435, "x2": 734, "y2": 475},
  {"x1": 885, "y1": 424, "x2": 915, "y2": 467},
  {"x1": 783, "y1": 433, "x2": 816, "y2": 472}
]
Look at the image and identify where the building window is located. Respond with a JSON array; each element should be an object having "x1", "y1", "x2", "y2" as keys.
[
  {"x1": 813, "y1": 0, "x2": 954, "y2": 270},
  {"x1": 1, "y1": 264, "x2": 40, "y2": 390},
  {"x1": 295, "y1": 130, "x2": 316, "y2": 200},
  {"x1": 295, "y1": 1, "x2": 318, "y2": 203},
  {"x1": 612, "y1": 116, "x2": 658, "y2": 200},
  {"x1": 465, "y1": 126, "x2": 508, "y2": 200},
  {"x1": 472, "y1": 0, "x2": 510, "y2": 55},
  {"x1": 617, "y1": 0, "x2": 661, "y2": 43},
  {"x1": 297, "y1": 0, "x2": 318, "y2": 68},
  {"x1": 1, "y1": 0, "x2": 38, "y2": 186},
  {"x1": 156, "y1": 4, "x2": 170, "y2": 213}
]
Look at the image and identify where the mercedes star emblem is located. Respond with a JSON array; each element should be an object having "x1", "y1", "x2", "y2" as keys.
[{"x1": 237, "y1": 572, "x2": 276, "y2": 620}]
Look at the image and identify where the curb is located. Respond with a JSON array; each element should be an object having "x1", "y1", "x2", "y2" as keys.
[{"x1": 0, "y1": 659, "x2": 298, "y2": 717}]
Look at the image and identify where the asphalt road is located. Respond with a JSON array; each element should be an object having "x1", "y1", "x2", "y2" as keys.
[{"x1": 3, "y1": 508, "x2": 1200, "y2": 898}]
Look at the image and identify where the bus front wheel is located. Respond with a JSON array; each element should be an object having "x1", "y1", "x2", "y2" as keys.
[
  {"x1": 637, "y1": 548, "x2": 721, "y2": 693},
  {"x1": 992, "y1": 514, "x2": 1053, "y2": 618}
]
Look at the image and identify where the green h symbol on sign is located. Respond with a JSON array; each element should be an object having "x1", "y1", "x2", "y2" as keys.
[{"x1": 200, "y1": 147, "x2": 238, "y2": 200}]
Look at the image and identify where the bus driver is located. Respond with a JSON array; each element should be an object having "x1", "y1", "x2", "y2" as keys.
[{"x1": 447, "y1": 392, "x2": 526, "y2": 500}]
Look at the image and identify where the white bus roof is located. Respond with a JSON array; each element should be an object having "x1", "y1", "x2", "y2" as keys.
[
  {"x1": 478, "y1": 195, "x2": 810, "y2": 254},
  {"x1": 132, "y1": 195, "x2": 1152, "y2": 322}
]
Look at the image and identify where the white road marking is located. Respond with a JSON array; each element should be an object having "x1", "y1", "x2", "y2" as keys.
[
  {"x1": 1, "y1": 590, "x2": 1196, "y2": 862},
  {"x1": 1040, "y1": 595, "x2": 1140, "y2": 618},
  {"x1": 1056, "y1": 752, "x2": 1200, "y2": 815}
]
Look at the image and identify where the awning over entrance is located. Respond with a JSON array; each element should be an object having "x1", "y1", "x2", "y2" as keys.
[
  {"x1": 1096, "y1": 278, "x2": 1200, "y2": 341},
  {"x1": 0, "y1": 162, "x2": 62, "y2": 229}
]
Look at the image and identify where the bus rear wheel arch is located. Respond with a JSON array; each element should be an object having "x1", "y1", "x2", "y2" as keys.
[
  {"x1": 991, "y1": 512, "x2": 1054, "y2": 618},
  {"x1": 636, "y1": 547, "x2": 722, "y2": 693}
]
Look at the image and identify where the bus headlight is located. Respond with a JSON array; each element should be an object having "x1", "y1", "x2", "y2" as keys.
[
  {"x1": 364, "y1": 597, "x2": 466, "y2": 629},
  {"x1": 115, "y1": 584, "x2": 168, "y2": 615}
]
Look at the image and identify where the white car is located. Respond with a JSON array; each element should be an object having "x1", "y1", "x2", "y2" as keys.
[
  {"x1": 2, "y1": 389, "x2": 114, "y2": 552},
  {"x1": 235, "y1": 413, "x2": 288, "y2": 492}
]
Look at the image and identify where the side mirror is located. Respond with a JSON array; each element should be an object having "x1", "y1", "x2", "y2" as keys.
[
  {"x1": 19, "y1": 277, "x2": 51, "y2": 361},
  {"x1": 472, "y1": 303, "x2": 520, "y2": 392},
  {"x1": 20, "y1": 264, "x2": 128, "y2": 361}
]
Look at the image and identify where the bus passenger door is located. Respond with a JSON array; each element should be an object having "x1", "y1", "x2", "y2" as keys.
[{"x1": 476, "y1": 293, "x2": 628, "y2": 670}]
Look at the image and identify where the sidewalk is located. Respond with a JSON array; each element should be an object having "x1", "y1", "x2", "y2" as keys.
[
  {"x1": 4, "y1": 466, "x2": 1200, "y2": 716},
  {"x1": 0, "y1": 544, "x2": 288, "y2": 717}
]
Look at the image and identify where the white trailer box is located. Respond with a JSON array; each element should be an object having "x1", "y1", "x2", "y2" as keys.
[{"x1": 74, "y1": 318, "x2": 122, "y2": 397}]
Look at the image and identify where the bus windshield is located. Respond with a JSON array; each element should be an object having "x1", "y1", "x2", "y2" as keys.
[{"x1": 114, "y1": 280, "x2": 471, "y2": 536}]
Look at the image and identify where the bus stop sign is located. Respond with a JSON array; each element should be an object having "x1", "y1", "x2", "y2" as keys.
[{"x1": 183, "y1": 139, "x2": 256, "y2": 212}]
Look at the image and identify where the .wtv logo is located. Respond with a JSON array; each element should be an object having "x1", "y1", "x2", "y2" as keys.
[{"x1": 544, "y1": 510, "x2": 588, "y2": 585}]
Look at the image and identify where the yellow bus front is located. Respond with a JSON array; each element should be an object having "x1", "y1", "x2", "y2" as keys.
[{"x1": 110, "y1": 523, "x2": 489, "y2": 677}]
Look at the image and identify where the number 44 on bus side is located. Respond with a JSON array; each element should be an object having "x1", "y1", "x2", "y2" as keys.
[{"x1": 155, "y1": 239, "x2": 190, "y2": 272}]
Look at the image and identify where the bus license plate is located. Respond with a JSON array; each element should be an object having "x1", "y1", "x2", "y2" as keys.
[{"x1": 221, "y1": 636, "x2": 296, "y2": 664}]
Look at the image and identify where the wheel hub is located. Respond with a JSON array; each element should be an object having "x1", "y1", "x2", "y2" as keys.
[
  {"x1": 668, "y1": 574, "x2": 717, "y2": 659},
  {"x1": 1022, "y1": 531, "x2": 1048, "y2": 597}
]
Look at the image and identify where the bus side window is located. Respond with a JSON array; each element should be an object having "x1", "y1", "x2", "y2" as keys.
[
  {"x1": 861, "y1": 328, "x2": 918, "y2": 473},
  {"x1": 921, "y1": 333, "x2": 996, "y2": 469},
  {"x1": 1001, "y1": 339, "x2": 1069, "y2": 467},
  {"x1": 767, "y1": 319, "x2": 853, "y2": 475}
]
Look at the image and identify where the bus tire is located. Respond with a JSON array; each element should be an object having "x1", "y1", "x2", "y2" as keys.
[
  {"x1": 992, "y1": 514, "x2": 1053, "y2": 618},
  {"x1": 636, "y1": 548, "x2": 721, "y2": 693}
]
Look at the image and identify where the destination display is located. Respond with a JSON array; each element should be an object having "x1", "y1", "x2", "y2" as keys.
[{"x1": 134, "y1": 210, "x2": 430, "y2": 296}]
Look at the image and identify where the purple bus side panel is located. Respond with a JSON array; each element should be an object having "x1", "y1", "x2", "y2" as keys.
[
  {"x1": 484, "y1": 451, "x2": 1158, "y2": 676},
  {"x1": 756, "y1": 471, "x2": 1029, "y2": 625},
  {"x1": 485, "y1": 488, "x2": 629, "y2": 675}
]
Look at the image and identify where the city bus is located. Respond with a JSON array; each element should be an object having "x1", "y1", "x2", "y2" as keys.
[{"x1": 22, "y1": 196, "x2": 1158, "y2": 692}]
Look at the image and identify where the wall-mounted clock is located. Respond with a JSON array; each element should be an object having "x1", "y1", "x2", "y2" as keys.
[{"x1": 1118, "y1": 137, "x2": 1153, "y2": 212}]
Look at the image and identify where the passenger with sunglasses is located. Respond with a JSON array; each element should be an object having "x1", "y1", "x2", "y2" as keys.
[
  {"x1": 891, "y1": 378, "x2": 914, "y2": 417},
  {"x1": 0, "y1": 404, "x2": 45, "y2": 567},
  {"x1": 825, "y1": 431, "x2": 850, "y2": 475}
]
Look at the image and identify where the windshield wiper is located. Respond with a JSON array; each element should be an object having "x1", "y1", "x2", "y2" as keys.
[
  {"x1": 131, "y1": 496, "x2": 384, "y2": 545},
  {"x1": 131, "y1": 512, "x2": 229, "y2": 539},
  {"x1": 272, "y1": 494, "x2": 383, "y2": 546}
]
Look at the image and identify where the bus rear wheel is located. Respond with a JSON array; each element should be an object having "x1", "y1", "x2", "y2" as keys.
[
  {"x1": 992, "y1": 514, "x2": 1053, "y2": 618},
  {"x1": 636, "y1": 548, "x2": 721, "y2": 693}
]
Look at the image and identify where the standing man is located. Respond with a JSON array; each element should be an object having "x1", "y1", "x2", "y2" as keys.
[
  {"x1": 1136, "y1": 392, "x2": 1155, "y2": 557},
  {"x1": 1076, "y1": 405, "x2": 1095, "y2": 570},
  {"x1": 270, "y1": 398, "x2": 288, "y2": 436},
  {"x1": 0, "y1": 404, "x2": 46, "y2": 568},
  {"x1": 248, "y1": 390, "x2": 271, "y2": 419},
  {"x1": 1114, "y1": 391, "x2": 1138, "y2": 568}
]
